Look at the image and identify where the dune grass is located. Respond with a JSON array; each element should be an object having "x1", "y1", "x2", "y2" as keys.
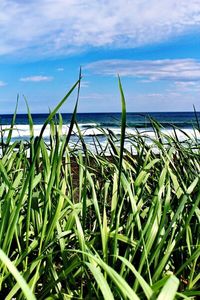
[{"x1": 0, "y1": 77, "x2": 200, "y2": 299}]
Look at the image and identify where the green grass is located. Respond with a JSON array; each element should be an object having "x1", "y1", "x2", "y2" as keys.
[{"x1": 0, "y1": 77, "x2": 199, "y2": 299}]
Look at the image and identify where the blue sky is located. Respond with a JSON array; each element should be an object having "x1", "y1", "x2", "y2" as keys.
[{"x1": 0, "y1": 0, "x2": 200, "y2": 113}]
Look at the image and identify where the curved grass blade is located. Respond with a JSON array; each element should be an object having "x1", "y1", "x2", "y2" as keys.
[
  {"x1": 0, "y1": 249, "x2": 36, "y2": 300},
  {"x1": 118, "y1": 75, "x2": 126, "y2": 194},
  {"x1": 156, "y1": 275, "x2": 179, "y2": 300},
  {"x1": 82, "y1": 251, "x2": 140, "y2": 300},
  {"x1": 117, "y1": 255, "x2": 153, "y2": 299},
  {"x1": 85, "y1": 262, "x2": 115, "y2": 300}
]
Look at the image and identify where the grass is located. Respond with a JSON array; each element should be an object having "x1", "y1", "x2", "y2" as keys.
[{"x1": 0, "y1": 76, "x2": 199, "y2": 299}]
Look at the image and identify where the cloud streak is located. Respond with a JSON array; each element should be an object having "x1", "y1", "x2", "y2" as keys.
[
  {"x1": 85, "y1": 59, "x2": 200, "y2": 82},
  {"x1": 0, "y1": 0, "x2": 200, "y2": 57},
  {"x1": 20, "y1": 75, "x2": 53, "y2": 82}
]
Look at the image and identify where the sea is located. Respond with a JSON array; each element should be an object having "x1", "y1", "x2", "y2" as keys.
[{"x1": 0, "y1": 112, "x2": 200, "y2": 153}]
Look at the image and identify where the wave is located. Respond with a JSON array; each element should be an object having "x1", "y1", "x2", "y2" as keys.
[
  {"x1": 0, "y1": 124, "x2": 199, "y2": 142},
  {"x1": 79, "y1": 123, "x2": 98, "y2": 128},
  {"x1": 0, "y1": 124, "x2": 199, "y2": 157}
]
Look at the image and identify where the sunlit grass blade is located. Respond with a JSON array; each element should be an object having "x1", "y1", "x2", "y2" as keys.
[
  {"x1": 118, "y1": 75, "x2": 126, "y2": 193},
  {"x1": 0, "y1": 249, "x2": 36, "y2": 300},
  {"x1": 156, "y1": 275, "x2": 179, "y2": 300}
]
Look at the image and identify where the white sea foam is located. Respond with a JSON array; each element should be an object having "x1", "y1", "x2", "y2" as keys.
[
  {"x1": 78, "y1": 123, "x2": 98, "y2": 127},
  {"x1": 1, "y1": 124, "x2": 200, "y2": 142},
  {"x1": 1, "y1": 124, "x2": 199, "y2": 157}
]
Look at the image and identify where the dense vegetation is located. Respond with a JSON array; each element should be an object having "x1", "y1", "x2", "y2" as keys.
[{"x1": 0, "y1": 77, "x2": 199, "y2": 299}]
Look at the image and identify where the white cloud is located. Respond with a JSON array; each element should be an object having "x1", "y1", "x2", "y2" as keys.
[
  {"x1": 175, "y1": 80, "x2": 200, "y2": 92},
  {"x1": 57, "y1": 67, "x2": 64, "y2": 71},
  {"x1": 0, "y1": 0, "x2": 199, "y2": 57},
  {"x1": 146, "y1": 93, "x2": 163, "y2": 97},
  {"x1": 0, "y1": 80, "x2": 7, "y2": 87},
  {"x1": 85, "y1": 59, "x2": 200, "y2": 82},
  {"x1": 20, "y1": 75, "x2": 53, "y2": 82},
  {"x1": 80, "y1": 81, "x2": 89, "y2": 88}
]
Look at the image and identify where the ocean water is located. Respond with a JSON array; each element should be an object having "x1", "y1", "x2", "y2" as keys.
[{"x1": 0, "y1": 112, "x2": 200, "y2": 152}]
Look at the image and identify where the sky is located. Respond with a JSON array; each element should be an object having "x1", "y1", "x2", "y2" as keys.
[{"x1": 0, "y1": 0, "x2": 200, "y2": 113}]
